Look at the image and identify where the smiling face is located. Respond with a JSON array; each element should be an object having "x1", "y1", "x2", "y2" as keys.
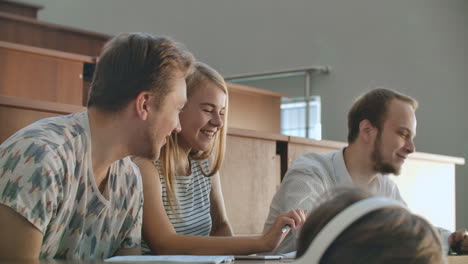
[
  {"x1": 371, "y1": 99, "x2": 417, "y2": 175},
  {"x1": 140, "y1": 75, "x2": 187, "y2": 160},
  {"x1": 177, "y1": 80, "x2": 227, "y2": 153}
]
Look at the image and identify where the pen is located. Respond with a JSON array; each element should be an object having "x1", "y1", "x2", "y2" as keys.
[{"x1": 281, "y1": 224, "x2": 291, "y2": 233}]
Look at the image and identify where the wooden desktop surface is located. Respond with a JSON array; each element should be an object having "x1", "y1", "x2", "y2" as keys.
[{"x1": 0, "y1": 255, "x2": 466, "y2": 263}]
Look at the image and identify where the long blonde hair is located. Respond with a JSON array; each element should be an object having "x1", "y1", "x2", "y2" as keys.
[{"x1": 160, "y1": 61, "x2": 228, "y2": 212}]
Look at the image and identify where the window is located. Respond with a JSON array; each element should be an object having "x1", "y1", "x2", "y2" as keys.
[{"x1": 281, "y1": 96, "x2": 321, "y2": 140}]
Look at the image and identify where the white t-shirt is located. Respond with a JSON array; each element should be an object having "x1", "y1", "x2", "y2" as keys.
[
  {"x1": 264, "y1": 149, "x2": 405, "y2": 254},
  {"x1": 0, "y1": 112, "x2": 143, "y2": 259}
]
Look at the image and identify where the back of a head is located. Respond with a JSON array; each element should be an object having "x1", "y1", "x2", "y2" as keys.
[
  {"x1": 87, "y1": 32, "x2": 194, "y2": 111},
  {"x1": 296, "y1": 188, "x2": 444, "y2": 264},
  {"x1": 347, "y1": 88, "x2": 418, "y2": 143}
]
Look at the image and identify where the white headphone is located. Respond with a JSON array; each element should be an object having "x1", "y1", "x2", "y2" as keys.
[{"x1": 293, "y1": 197, "x2": 407, "y2": 264}]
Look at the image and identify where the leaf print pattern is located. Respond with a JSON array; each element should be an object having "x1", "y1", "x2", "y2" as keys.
[
  {"x1": 1, "y1": 151, "x2": 21, "y2": 177},
  {"x1": 0, "y1": 112, "x2": 143, "y2": 259}
]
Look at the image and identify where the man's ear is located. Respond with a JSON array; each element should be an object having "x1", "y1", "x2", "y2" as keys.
[
  {"x1": 135, "y1": 92, "x2": 152, "y2": 120},
  {"x1": 359, "y1": 119, "x2": 377, "y2": 143}
]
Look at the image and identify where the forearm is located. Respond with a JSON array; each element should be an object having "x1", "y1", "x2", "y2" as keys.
[{"x1": 210, "y1": 221, "x2": 234, "y2": 236}]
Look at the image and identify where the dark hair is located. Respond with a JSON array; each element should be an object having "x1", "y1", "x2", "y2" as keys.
[
  {"x1": 87, "y1": 32, "x2": 194, "y2": 111},
  {"x1": 296, "y1": 188, "x2": 443, "y2": 264},
  {"x1": 347, "y1": 88, "x2": 418, "y2": 143}
]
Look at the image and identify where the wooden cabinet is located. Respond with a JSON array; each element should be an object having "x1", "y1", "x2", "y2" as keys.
[
  {"x1": 0, "y1": 96, "x2": 85, "y2": 143},
  {"x1": 0, "y1": 0, "x2": 43, "y2": 18},
  {"x1": 227, "y1": 82, "x2": 286, "y2": 134},
  {"x1": 219, "y1": 128, "x2": 287, "y2": 235},
  {"x1": 0, "y1": 41, "x2": 95, "y2": 105},
  {"x1": 0, "y1": 12, "x2": 109, "y2": 56}
]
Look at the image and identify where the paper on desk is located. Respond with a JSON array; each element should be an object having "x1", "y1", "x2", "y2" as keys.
[
  {"x1": 105, "y1": 255, "x2": 234, "y2": 264},
  {"x1": 281, "y1": 251, "x2": 296, "y2": 259}
]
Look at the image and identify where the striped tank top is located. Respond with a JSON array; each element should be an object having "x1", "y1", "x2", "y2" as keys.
[{"x1": 141, "y1": 159, "x2": 212, "y2": 254}]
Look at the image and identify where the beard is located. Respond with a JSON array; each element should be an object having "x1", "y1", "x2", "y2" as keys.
[{"x1": 371, "y1": 133, "x2": 400, "y2": 175}]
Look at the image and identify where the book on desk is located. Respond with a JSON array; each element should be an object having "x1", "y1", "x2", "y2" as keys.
[{"x1": 105, "y1": 255, "x2": 235, "y2": 264}]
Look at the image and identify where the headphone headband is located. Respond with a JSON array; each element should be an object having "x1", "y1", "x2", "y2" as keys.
[{"x1": 294, "y1": 197, "x2": 406, "y2": 264}]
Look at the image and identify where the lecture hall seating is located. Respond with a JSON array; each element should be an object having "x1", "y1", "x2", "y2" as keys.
[{"x1": 0, "y1": 7, "x2": 466, "y2": 263}]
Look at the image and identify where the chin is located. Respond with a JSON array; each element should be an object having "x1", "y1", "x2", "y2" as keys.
[
  {"x1": 375, "y1": 162, "x2": 400, "y2": 175},
  {"x1": 143, "y1": 146, "x2": 161, "y2": 161},
  {"x1": 196, "y1": 146, "x2": 210, "y2": 153},
  {"x1": 194, "y1": 141, "x2": 212, "y2": 152}
]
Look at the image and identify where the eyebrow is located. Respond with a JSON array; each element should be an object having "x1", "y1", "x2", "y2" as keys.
[
  {"x1": 399, "y1": 127, "x2": 415, "y2": 138},
  {"x1": 200, "y1": 103, "x2": 225, "y2": 109}
]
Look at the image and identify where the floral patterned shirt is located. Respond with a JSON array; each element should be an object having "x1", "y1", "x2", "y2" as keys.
[{"x1": 0, "y1": 112, "x2": 143, "y2": 259}]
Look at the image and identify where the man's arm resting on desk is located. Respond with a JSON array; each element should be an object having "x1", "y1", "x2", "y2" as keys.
[{"x1": 0, "y1": 204, "x2": 43, "y2": 259}]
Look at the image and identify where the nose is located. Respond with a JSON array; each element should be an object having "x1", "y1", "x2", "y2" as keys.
[
  {"x1": 210, "y1": 112, "x2": 224, "y2": 128},
  {"x1": 405, "y1": 138, "x2": 415, "y2": 154},
  {"x1": 173, "y1": 118, "x2": 182, "y2": 133}
]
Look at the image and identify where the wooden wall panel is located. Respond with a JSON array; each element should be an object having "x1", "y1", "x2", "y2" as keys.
[
  {"x1": 227, "y1": 82, "x2": 286, "y2": 134},
  {"x1": 0, "y1": 42, "x2": 94, "y2": 105},
  {"x1": 0, "y1": 13, "x2": 109, "y2": 56},
  {"x1": 0, "y1": 96, "x2": 85, "y2": 143},
  {"x1": 0, "y1": 105, "x2": 58, "y2": 143},
  {"x1": 219, "y1": 134, "x2": 281, "y2": 235},
  {"x1": 0, "y1": 1, "x2": 42, "y2": 18},
  {"x1": 287, "y1": 137, "x2": 344, "y2": 167}
]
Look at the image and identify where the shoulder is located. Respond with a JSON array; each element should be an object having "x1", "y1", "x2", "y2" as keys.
[
  {"x1": 376, "y1": 175, "x2": 403, "y2": 199},
  {"x1": 132, "y1": 158, "x2": 159, "y2": 179},
  {"x1": 114, "y1": 157, "x2": 144, "y2": 199},
  {"x1": 286, "y1": 151, "x2": 336, "y2": 179},
  {"x1": 1, "y1": 112, "x2": 88, "y2": 155},
  {"x1": 131, "y1": 158, "x2": 163, "y2": 196},
  {"x1": 377, "y1": 174, "x2": 399, "y2": 188}
]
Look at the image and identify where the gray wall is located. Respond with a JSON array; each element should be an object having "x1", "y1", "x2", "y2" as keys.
[{"x1": 29, "y1": 0, "x2": 468, "y2": 227}]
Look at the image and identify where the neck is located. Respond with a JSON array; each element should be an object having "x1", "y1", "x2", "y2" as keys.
[
  {"x1": 343, "y1": 144, "x2": 378, "y2": 186},
  {"x1": 174, "y1": 140, "x2": 192, "y2": 176},
  {"x1": 88, "y1": 108, "x2": 131, "y2": 187}
]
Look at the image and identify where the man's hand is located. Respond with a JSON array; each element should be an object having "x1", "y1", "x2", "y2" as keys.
[{"x1": 449, "y1": 228, "x2": 468, "y2": 254}]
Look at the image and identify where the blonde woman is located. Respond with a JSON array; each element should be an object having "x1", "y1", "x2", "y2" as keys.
[{"x1": 135, "y1": 62, "x2": 306, "y2": 255}]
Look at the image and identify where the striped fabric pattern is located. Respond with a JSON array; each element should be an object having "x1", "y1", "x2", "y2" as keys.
[{"x1": 142, "y1": 159, "x2": 212, "y2": 254}]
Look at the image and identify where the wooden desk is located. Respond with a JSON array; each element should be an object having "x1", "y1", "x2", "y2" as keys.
[
  {"x1": 0, "y1": 12, "x2": 110, "y2": 56},
  {"x1": 0, "y1": 255, "x2": 465, "y2": 263},
  {"x1": 0, "y1": 0, "x2": 43, "y2": 18},
  {"x1": 220, "y1": 127, "x2": 287, "y2": 235},
  {"x1": 0, "y1": 96, "x2": 85, "y2": 143},
  {"x1": 0, "y1": 41, "x2": 95, "y2": 105},
  {"x1": 219, "y1": 130, "x2": 465, "y2": 236},
  {"x1": 287, "y1": 136, "x2": 465, "y2": 231},
  {"x1": 227, "y1": 82, "x2": 287, "y2": 134}
]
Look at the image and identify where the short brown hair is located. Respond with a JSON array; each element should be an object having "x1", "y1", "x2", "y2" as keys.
[
  {"x1": 296, "y1": 188, "x2": 443, "y2": 264},
  {"x1": 347, "y1": 88, "x2": 418, "y2": 143},
  {"x1": 87, "y1": 32, "x2": 194, "y2": 111}
]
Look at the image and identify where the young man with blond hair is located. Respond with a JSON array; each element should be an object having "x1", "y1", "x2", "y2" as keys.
[{"x1": 0, "y1": 32, "x2": 194, "y2": 260}]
